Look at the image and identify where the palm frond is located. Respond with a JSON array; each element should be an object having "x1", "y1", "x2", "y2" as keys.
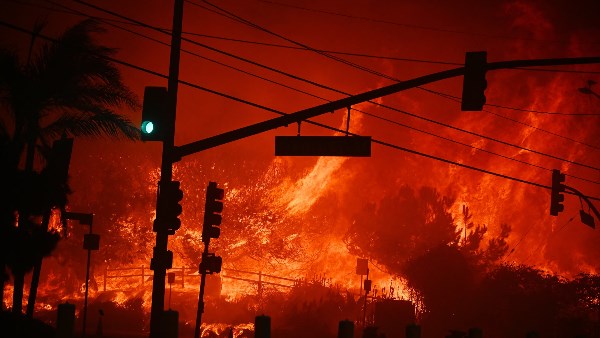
[
  {"x1": 30, "y1": 19, "x2": 139, "y2": 114},
  {"x1": 41, "y1": 109, "x2": 140, "y2": 141}
]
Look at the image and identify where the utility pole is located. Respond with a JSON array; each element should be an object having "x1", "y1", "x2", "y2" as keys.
[
  {"x1": 149, "y1": 0, "x2": 183, "y2": 337},
  {"x1": 194, "y1": 182, "x2": 224, "y2": 338}
]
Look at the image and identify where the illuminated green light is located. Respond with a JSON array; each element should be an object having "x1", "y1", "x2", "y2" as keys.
[{"x1": 141, "y1": 121, "x2": 154, "y2": 134}]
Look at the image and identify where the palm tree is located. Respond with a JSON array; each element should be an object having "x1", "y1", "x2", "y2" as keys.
[{"x1": 0, "y1": 19, "x2": 140, "y2": 315}]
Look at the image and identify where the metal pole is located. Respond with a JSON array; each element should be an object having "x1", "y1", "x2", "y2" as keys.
[
  {"x1": 82, "y1": 250, "x2": 91, "y2": 337},
  {"x1": 194, "y1": 244, "x2": 210, "y2": 338},
  {"x1": 82, "y1": 224, "x2": 93, "y2": 338},
  {"x1": 149, "y1": 0, "x2": 183, "y2": 337},
  {"x1": 363, "y1": 268, "x2": 369, "y2": 327}
]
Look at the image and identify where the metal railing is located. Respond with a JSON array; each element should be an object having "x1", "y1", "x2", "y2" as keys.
[{"x1": 102, "y1": 265, "x2": 300, "y2": 293}]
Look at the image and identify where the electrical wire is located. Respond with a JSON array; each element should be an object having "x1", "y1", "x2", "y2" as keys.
[
  {"x1": 36, "y1": 0, "x2": 600, "y2": 124},
  {"x1": 196, "y1": 0, "x2": 600, "y2": 170},
  {"x1": 25, "y1": 1, "x2": 600, "y2": 186},
  {"x1": 437, "y1": 92, "x2": 600, "y2": 149},
  {"x1": 519, "y1": 213, "x2": 577, "y2": 266},
  {"x1": 20, "y1": 0, "x2": 600, "y2": 75},
  {"x1": 2, "y1": 18, "x2": 599, "y2": 203},
  {"x1": 485, "y1": 101, "x2": 600, "y2": 117},
  {"x1": 198, "y1": 0, "x2": 600, "y2": 153},
  {"x1": 257, "y1": 0, "x2": 599, "y2": 46}
]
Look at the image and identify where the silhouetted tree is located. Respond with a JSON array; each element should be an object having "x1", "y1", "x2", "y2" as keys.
[
  {"x1": 344, "y1": 185, "x2": 460, "y2": 273},
  {"x1": 403, "y1": 244, "x2": 478, "y2": 337},
  {"x1": 0, "y1": 19, "x2": 139, "y2": 314}
]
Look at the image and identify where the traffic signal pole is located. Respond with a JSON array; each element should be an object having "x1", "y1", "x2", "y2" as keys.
[
  {"x1": 194, "y1": 243, "x2": 210, "y2": 338},
  {"x1": 174, "y1": 56, "x2": 600, "y2": 158},
  {"x1": 149, "y1": 0, "x2": 183, "y2": 337}
]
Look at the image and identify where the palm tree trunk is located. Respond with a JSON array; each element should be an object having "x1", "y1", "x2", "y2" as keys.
[
  {"x1": 26, "y1": 210, "x2": 50, "y2": 317},
  {"x1": 11, "y1": 138, "x2": 36, "y2": 315},
  {"x1": 12, "y1": 271, "x2": 24, "y2": 314}
]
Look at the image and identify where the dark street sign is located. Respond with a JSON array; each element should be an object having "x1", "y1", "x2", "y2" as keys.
[{"x1": 275, "y1": 136, "x2": 371, "y2": 157}]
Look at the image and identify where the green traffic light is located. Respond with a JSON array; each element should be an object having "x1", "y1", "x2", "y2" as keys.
[{"x1": 141, "y1": 121, "x2": 154, "y2": 134}]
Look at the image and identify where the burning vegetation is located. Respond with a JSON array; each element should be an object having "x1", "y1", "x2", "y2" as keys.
[{"x1": 1, "y1": 0, "x2": 600, "y2": 338}]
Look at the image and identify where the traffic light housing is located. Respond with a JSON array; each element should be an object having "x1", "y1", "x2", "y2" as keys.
[
  {"x1": 202, "y1": 181, "x2": 224, "y2": 242},
  {"x1": 42, "y1": 138, "x2": 74, "y2": 208},
  {"x1": 155, "y1": 180, "x2": 183, "y2": 234},
  {"x1": 199, "y1": 252, "x2": 222, "y2": 274},
  {"x1": 141, "y1": 86, "x2": 169, "y2": 141},
  {"x1": 461, "y1": 51, "x2": 487, "y2": 111},
  {"x1": 550, "y1": 169, "x2": 566, "y2": 216}
]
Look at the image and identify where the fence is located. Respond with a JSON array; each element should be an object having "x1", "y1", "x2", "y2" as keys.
[
  {"x1": 102, "y1": 265, "x2": 300, "y2": 293},
  {"x1": 102, "y1": 266, "x2": 189, "y2": 291}
]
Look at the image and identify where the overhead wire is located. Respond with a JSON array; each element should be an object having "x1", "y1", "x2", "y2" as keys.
[
  {"x1": 20, "y1": 0, "x2": 600, "y2": 75},
  {"x1": 12, "y1": 0, "x2": 465, "y2": 66},
  {"x1": 199, "y1": 0, "x2": 600, "y2": 151},
  {"x1": 520, "y1": 213, "x2": 578, "y2": 266},
  {"x1": 436, "y1": 92, "x2": 600, "y2": 149},
  {"x1": 2, "y1": 18, "x2": 600, "y2": 203},
  {"x1": 504, "y1": 212, "x2": 577, "y2": 262},
  {"x1": 66, "y1": 0, "x2": 600, "y2": 171},
  {"x1": 23, "y1": 0, "x2": 600, "y2": 186},
  {"x1": 257, "y1": 0, "x2": 600, "y2": 46},
  {"x1": 196, "y1": 0, "x2": 600, "y2": 169}
]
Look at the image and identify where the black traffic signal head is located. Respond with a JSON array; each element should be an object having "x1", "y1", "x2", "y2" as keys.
[
  {"x1": 550, "y1": 169, "x2": 566, "y2": 216},
  {"x1": 202, "y1": 181, "x2": 224, "y2": 242},
  {"x1": 461, "y1": 51, "x2": 487, "y2": 111},
  {"x1": 157, "y1": 180, "x2": 184, "y2": 234},
  {"x1": 141, "y1": 86, "x2": 169, "y2": 141},
  {"x1": 199, "y1": 253, "x2": 222, "y2": 274},
  {"x1": 41, "y1": 138, "x2": 74, "y2": 208},
  {"x1": 46, "y1": 138, "x2": 73, "y2": 183}
]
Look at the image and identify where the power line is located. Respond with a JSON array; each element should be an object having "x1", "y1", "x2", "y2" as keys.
[
  {"x1": 196, "y1": 0, "x2": 600, "y2": 170},
  {"x1": 198, "y1": 0, "x2": 600, "y2": 151},
  {"x1": 257, "y1": 0, "x2": 597, "y2": 46},
  {"x1": 44, "y1": 0, "x2": 600, "y2": 167},
  {"x1": 3, "y1": 18, "x2": 599, "y2": 203},
  {"x1": 485, "y1": 102, "x2": 600, "y2": 117},
  {"x1": 44, "y1": 0, "x2": 330, "y2": 103},
  {"x1": 33, "y1": 1, "x2": 600, "y2": 186},
  {"x1": 519, "y1": 213, "x2": 577, "y2": 265},
  {"x1": 510, "y1": 67, "x2": 600, "y2": 75},
  {"x1": 182, "y1": 30, "x2": 463, "y2": 66},
  {"x1": 439, "y1": 92, "x2": 600, "y2": 149},
  {"x1": 11, "y1": 0, "x2": 463, "y2": 67},
  {"x1": 94, "y1": 0, "x2": 600, "y2": 170},
  {"x1": 23, "y1": 0, "x2": 600, "y2": 75}
]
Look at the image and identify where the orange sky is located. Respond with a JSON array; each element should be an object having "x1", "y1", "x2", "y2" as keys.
[{"x1": 2, "y1": 0, "x2": 600, "y2": 285}]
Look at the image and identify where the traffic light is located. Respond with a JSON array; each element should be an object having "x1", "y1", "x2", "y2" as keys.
[
  {"x1": 141, "y1": 86, "x2": 169, "y2": 141},
  {"x1": 461, "y1": 51, "x2": 487, "y2": 111},
  {"x1": 202, "y1": 181, "x2": 224, "y2": 242},
  {"x1": 155, "y1": 180, "x2": 183, "y2": 234},
  {"x1": 42, "y1": 138, "x2": 74, "y2": 208},
  {"x1": 199, "y1": 252, "x2": 222, "y2": 274},
  {"x1": 46, "y1": 138, "x2": 73, "y2": 183},
  {"x1": 550, "y1": 169, "x2": 566, "y2": 216}
]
